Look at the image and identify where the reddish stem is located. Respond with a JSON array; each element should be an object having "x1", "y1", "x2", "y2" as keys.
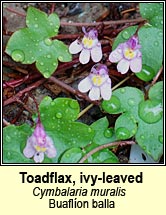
[
  {"x1": 60, "y1": 17, "x2": 146, "y2": 27},
  {"x1": 79, "y1": 141, "x2": 135, "y2": 163},
  {"x1": 3, "y1": 79, "x2": 46, "y2": 106},
  {"x1": 49, "y1": 76, "x2": 99, "y2": 105},
  {"x1": 4, "y1": 5, "x2": 26, "y2": 17},
  {"x1": 3, "y1": 74, "x2": 29, "y2": 88}
]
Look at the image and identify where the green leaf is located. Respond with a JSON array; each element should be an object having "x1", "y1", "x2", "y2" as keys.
[
  {"x1": 139, "y1": 3, "x2": 163, "y2": 29},
  {"x1": 135, "y1": 117, "x2": 163, "y2": 161},
  {"x1": 90, "y1": 117, "x2": 116, "y2": 145},
  {"x1": 102, "y1": 83, "x2": 163, "y2": 161},
  {"x1": 115, "y1": 112, "x2": 137, "y2": 140},
  {"x1": 112, "y1": 26, "x2": 163, "y2": 81},
  {"x1": 39, "y1": 97, "x2": 94, "y2": 163},
  {"x1": 5, "y1": 6, "x2": 72, "y2": 78},
  {"x1": 39, "y1": 96, "x2": 80, "y2": 123},
  {"x1": 83, "y1": 143, "x2": 119, "y2": 163},
  {"x1": 102, "y1": 95, "x2": 121, "y2": 114},
  {"x1": 26, "y1": 7, "x2": 60, "y2": 37},
  {"x1": 102, "y1": 87, "x2": 144, "y2": 121},
  {"x1": 59, "y1": 147, "x2": 83, "y2": 163},
  {"x1": 149, "y1": 81, "x2": 163, "y2": 101},
  {"x1": 3, "y1": 124, "x2": 34, "y2": 163},
  {"x1": 138, "y1": 99, "x2": 163, "y2": 124}
]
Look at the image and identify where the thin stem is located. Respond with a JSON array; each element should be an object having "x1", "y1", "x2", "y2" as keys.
[
  {"x1": 61, "y1": 17, "x2": 145, "y2": 27},
  {"x1": 78, "y1": 104, "x2": 94, "y2": 118},
  {"x1": 78, "y1": 74, "x2": 133, "y2": 118},
  {"x1": 49, "y1": 76, "x2": 99, "y2": 105},
  {"x1": 4, "y1": 5, "x2": 26, "y2": 17},
  {"x1": 79, "y1": 141, "x2": 135, "y2": 163},
  {"x1": 151, "y1": 65, "x2": 163, "y2": 86},
  {"x1": 3, "y1": 79, "x2": 46, "y2": 106},
  {"x1": 112, "y1": 73, "x2": 134, "y2": 91}
]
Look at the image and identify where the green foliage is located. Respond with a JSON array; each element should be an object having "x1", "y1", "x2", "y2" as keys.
[
  {"x1": 3, "y1": 124, "x2": 34, "y2": 163},
  {"x1": 3, "y1": 99, "x2": 119, "y2": 163},
  {"x1": 39, "y1": 97, "x2": 95, "y2": 163},
  {"x1": 90, "y1": 117, "x2": 116, "y2": 145},
  {"x1": 139, "y1": 3, "x2": 163, "y2": 29},
  {"x1": 112, "y1": 25, "x2": 163, "y2": 81},
  {"x1": 83, "y1": 143, "x2": 119, "y2": 163},
  {"x1": 59, "y1": 148, "x2": 83, "y2": 163},
  {"x1": 5, "y1": 6, "x2": 72, "y2": 78},
  {"x1": 101, "y1": 82, "x2": 163, "y2": 161}
]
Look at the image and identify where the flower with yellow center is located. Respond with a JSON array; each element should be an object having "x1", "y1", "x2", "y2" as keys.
[
  {"x1": 92, "y1": 75, "x2": 104, "y2": 86},
  {"x1": 109, "y1": 35, "x2": 142, "y2": 74},
  {"x1": 78, "y1": 64, "x2": 112, "y2": 101},
  {"x1": 124, "y1": 48, "x2": 137, "y2": 60},
  {"x1": 69, "y1": 27, "x2": 102, "y2": 64}
]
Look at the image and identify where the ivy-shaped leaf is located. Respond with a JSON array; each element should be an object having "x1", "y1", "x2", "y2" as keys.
[
  {"x1": 101, "y1": 83, "x2": 163, "y2": 161},
  {"x1": 3, "y1": 124, "x2": 34, "y2": 163},
  {"x1": 39, "y1": 97, "x2": 94, "y2": 163},
  {"x1": 90, "y1": 117, "x2": 116, "y2": 145},
  {"x1": 115, "y1": 112, "x2": 137, "y2": 140},
  {"x1": 102, "y1": 87, "x2": 144, "y2": 121},
  {"x1": 112, "y1": 25, "x2": 163, "y2": 81},
  {"x1": 3, "y1": 97, "x2": 94, "y2": 163},
  {"x1": 139, "y1": 3, "x2": 163, "y2": 29},
  {"x1": 5, "y1": 6, "x2": 72, "y2": 78}
]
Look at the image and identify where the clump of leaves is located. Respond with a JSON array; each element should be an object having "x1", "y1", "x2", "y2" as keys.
[
  {"x1": 3, "y1": 97, "x2": 119, "y2": 163},
  {"x1": 112, "y1": 3, "x2": 163, "y2": 81},
  {"x1": 102, "y1": 81, "x2": 163, "y2": 161},
  {"x1": 5, "y1": 6, "x2": 72, "y2": 78}
]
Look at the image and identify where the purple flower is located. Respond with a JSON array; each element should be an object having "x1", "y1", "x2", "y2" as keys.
[
  {"x1": 69, "y1": 27, "x2": 102, "y2": 64},
  {"x1": 78, "y1": 63, "x2": 112, "y2": 100},
  {"x1": 109, "y1": 35, "x2": 142, "y2": 74},
  {"x1": 23, "y1": 121, "x2": 56, "y2": 163}
]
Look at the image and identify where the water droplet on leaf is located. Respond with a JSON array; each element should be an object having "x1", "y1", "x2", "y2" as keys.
[
  {"x1": 59, "y1": 56, "x2": 64, "y2": 61},
  {"x1": 116, "y1": 127, "x2": 130, "y2": 140},
  {"x1": 69, "y1": 100, "x2": 78, "y2": 109},
  {"x1": 128, "y1": 98, "x2": 135, "y2": 106},
  {"x1": 122, "y1": 31, "x2": 130, "y2": 39},
  {"x1": 11, "y1": 50, "x2": 25, "y2": 62},
  {"x1": 6, "y1": 135, "x2": 11, "y2": 142},
  {"x1": 44, "y1": 38, "x2": 53, "y2": 46},
  {"x1": 40, "y1": 62, "x2": 44, "y2": 66},
  {"x1": 154, "y1": 41, "x2": 159, "y2": 46},
  {"x1": 139, "y1": 100, "x2": 162, "y2": 124},
  {"x1": 140, "y1": 135, "x2": 145, "y2": 140},
  {"x1": 56, "y1": 112, "x2": 62, "y2": 119},
  {"x1": 136, "y1": 64, "x2": 155, "y2": 81},
  {"x1": 34, "y1": 24, "x2": 38, "y2": 28},
  {"x1": 43, "y1": 72, "x2": 50, "y2": 78},
  {"x1": 102, "y1": 95, "x2": 121, "y2": 114},
  {"x1": 104, "y1": 128, "x2": 113, "y2": 138},
  {"x1": 47, "y1": 54, "x2": 51, "y2": 59},
  {"x1": 158, "y1": 135, "x2": 163, "y2": 143},
  {"x1": 120, "y1": 88, "x2": 125, "y2": 93},
  {"x1": 88, "y1": 127, "x2": 92, "y2": 133}
]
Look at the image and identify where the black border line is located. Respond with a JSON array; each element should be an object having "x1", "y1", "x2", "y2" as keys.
[{"x1": 1, "y1": 0, "x2": 165, "y2": 166}]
